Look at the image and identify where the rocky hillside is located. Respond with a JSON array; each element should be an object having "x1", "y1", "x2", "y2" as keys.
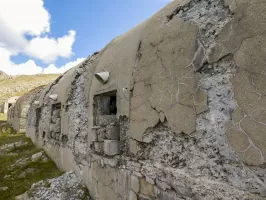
[
  {"x1": 0, "y1": 73, "x2": 58, "y2": 104},
  {"x1": 0, "y1": 73, "x2": 58, "y2": 120}
]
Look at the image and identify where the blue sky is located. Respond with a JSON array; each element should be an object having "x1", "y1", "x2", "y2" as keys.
[{"x1": 0, "y1": 0, "x2": 171, "y2": 74}]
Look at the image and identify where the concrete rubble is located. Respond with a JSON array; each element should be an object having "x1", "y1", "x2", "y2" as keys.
[{"x1": 15, "y1": 171, "x2": 90, "y2": 200}]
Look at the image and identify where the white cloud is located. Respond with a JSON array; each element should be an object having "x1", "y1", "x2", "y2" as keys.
[
  {"x1": 43, "y1": 58, "x2": 85, "y2": 74},
  {"x1": 0, "y1": 0, "x2": 77, "y2": 63},
  {"x1": 0, "y1": 47, "x2": 85, "y2": 75},
  {"x1": 0, "y1": 0, "x2": 50, "y2": 37},
  {"x1": 25, "y1": 30, "x2": 76, "y2": 63},
  {"x1": 0, "y1": 0, "x2": 81, "y2": 75},
  {"x1": 0, "y1": 47, "x2": 43, "y2": 75}
]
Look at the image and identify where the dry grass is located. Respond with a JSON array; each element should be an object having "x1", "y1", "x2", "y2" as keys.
[{"x1": 0, "y1": 74, "x2": 58, "y2": 104}]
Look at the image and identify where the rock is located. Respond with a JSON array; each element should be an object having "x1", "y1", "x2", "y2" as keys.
[
  {"x1": 18, "y1": 168, "x2": 36, "y2": 178},
  {"x1": 0, "y1": 141, "x2": 27, "y2": 151},
  {"x1": 15, "y1": 171, "x2": 90, "y2": 200},
  {"x1": 15, "y1": 193, "x2": 29, "y2": 200},
  {"x1": 0, "y1": 187, "x2": 8, "y2": 191},
  {"x1": 31, "y1": 152, "x2": 43, "y2": 161}
]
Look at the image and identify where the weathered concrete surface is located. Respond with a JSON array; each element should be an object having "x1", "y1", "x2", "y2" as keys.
[
  {"x1": 8, "y1": 86, "x2": 45, "y2": 132},
  {"x1": 8, "y1": 0, "x2": 266, "y2": 199},
  {"x1": 208, "y1": 0, "x2": 266, "y2": 167},
  {"x1": 1, "y1": 96, "x2": 20, "y2": 115}
]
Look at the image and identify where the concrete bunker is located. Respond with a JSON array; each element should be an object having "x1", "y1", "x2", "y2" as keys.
[
  {"x1": 92, "y1": 90, "x2": 121, "y2": 156},
  {"x1": 2, "y1": 96, "x2": 20, "y2": 114},
  {"x1": 7, "y1": 86, "x2": 45, "y2": 133},
  {"x1": 16, "y1": 0, "x2": 266, "y2": 199}
]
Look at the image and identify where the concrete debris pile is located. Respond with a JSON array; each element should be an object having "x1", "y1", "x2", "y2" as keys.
[
  {"x1": 7, "y1": 0, "x2": 266, "y2": 199},
  {"x1": 15, "y1": 171, "x2": 90, "y2": 200}
]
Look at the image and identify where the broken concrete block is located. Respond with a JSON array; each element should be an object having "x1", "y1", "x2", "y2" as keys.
[
  {"x1": 103, "y1": 140, "x2": 120, "y2": 156},
  {"x1": 94, "y1": 142, "x2": 104, "y2": 153}
]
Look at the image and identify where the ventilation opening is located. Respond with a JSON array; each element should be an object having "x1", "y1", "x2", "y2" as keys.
[
  {"x1": 93, "y1": 91, "x2": 117, "y2": 117},
  {"x1": 8, "y1": 103, "x2": 12, "y2": 108}
]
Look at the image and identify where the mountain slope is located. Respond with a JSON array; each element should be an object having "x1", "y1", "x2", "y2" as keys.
[
  {"x1": 0, "y1": 74, "x2": 59, "y2": 104},
  {"x1": 0, "y1": 73, "x2": 58, "y2": 120}
]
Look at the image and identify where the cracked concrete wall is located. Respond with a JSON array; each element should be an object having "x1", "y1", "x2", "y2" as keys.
[
  {"x1": 15, "y1": 0, "x2": 266, "y2": 199},
  {"x1": 7, "y1": 87, "x2": 45, "y2": 132},
  {"x1": 209, "y1": 0, "x2": 266, "y2": 167}
]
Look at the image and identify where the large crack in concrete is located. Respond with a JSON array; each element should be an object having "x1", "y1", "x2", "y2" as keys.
[
  {"x1": 128, "y1": 0, "x2": 266, "y2": 198},
  {"x1": 22, "y1": 1, "x2": 266, "y2": 199}
]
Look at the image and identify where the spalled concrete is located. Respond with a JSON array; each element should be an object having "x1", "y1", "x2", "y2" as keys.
[
  {"x1": 6, "y1": 0, "x2": 266, "y2": 199},
  {"x1": 8, "y1": 87, "x2": 44, "y2": 133}
]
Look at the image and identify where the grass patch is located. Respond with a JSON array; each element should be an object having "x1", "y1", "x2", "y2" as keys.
[
  {"x1": 0, "y1": 123, "x2": 62, "y2": 200},
  {"x1": 0, "y1": 114, "x2": 7, "y2": 121}
]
